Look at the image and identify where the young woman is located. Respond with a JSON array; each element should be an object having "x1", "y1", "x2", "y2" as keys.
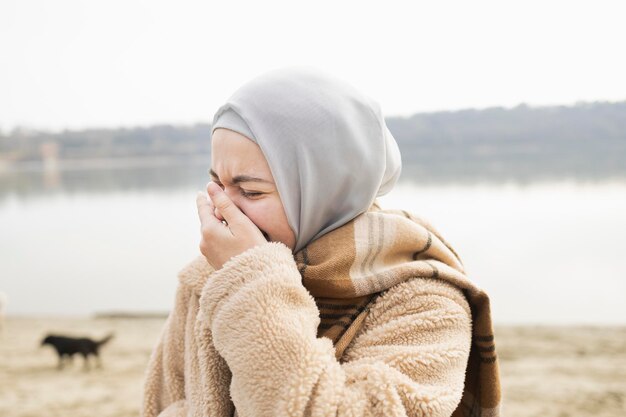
[{"x1": 142, "y1": 67, "x2": 501, "y2": 417}]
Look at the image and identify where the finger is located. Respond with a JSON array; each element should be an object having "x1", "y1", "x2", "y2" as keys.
[
  {"x1": 207, "y1": 182, "x2": 245, "y2": 226},
  {"x1": 207, "y1": 200, "x2": 226, "y2": 224},
  {"x1": 213, "y1": 204, "x2": 224, "y2": 222},
  {"x1": 203, "y1": 197, "x2": 229, "y2": 228},
  {"x1": 205, "y1": 183, "x2": 235, "y2": 224},
  {"x1": 205, "y1": 182, "x2": 224, "y2": 221},
  {"x1": 196, "y1": 191, "x2": 219, "y2": 227}
]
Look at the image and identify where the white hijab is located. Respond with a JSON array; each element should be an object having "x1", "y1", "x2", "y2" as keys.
[{"x1": 211, "y1": 66, "x2": 402, "y2": 253}]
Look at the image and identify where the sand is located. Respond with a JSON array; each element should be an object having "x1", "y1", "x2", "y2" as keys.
[{"x1": 1, "y1": 317, "x2": 624, "y2": 417}]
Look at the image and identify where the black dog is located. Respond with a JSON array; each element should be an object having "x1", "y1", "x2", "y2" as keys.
[{"x1": 41, "y1": 333, "x2": 114, "y2": 370}]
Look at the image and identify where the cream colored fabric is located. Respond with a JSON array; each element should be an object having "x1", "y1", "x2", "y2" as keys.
[{"x1": 142, "y1": 242, "x2": 473, "y2": 417}]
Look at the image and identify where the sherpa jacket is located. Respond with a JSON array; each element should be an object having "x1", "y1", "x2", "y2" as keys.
[{"x1": 142, "y1": 242, "x2": 472, "y2": 417}]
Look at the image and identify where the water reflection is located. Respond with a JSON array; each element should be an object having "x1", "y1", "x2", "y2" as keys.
[
  {"x1": 1, "y1": 165, "x2": 625, "y2": 325},
  {"x1": 3, "y1": 160, "x2": 621, "y2": 204},
  {"x1": 0, "y1": 159, "x2": 211, "y2": 202}
]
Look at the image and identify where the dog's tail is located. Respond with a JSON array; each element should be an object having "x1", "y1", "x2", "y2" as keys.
[{"x1": 97, "y1": 333, "x2": 115, "y2": 347}]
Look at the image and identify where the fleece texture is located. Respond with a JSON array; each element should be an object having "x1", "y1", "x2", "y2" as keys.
[
  {"x1": 143, "y1": 245, "x2": 471, "y2": 417},
  {"x1": 142, "y1": 207, "x2": 500, "y2": 417}
]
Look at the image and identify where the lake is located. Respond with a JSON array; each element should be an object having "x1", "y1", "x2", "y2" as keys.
[{"x1": 1, "y1": 163, "x2": 625, "y2": 324}]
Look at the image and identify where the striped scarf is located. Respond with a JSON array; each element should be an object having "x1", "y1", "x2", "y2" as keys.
[{"x1": 294, "y1": 201, "x2": 501, "y2": 417}]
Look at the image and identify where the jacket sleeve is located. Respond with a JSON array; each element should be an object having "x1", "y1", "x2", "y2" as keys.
[
  {"x1": 141, "y1": 284, "x2": 191, "y2": 417},
  {"x1": 198, "y1": 241, "x2": 472, "y2": 417}
]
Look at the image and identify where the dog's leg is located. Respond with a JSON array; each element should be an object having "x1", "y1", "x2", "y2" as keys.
[
  {"x1": 82, "y1": 353, "x2": 91, "y2": 371},
  {"x1": 57, "y1": 354, "x2": 66, "y2": 370}
]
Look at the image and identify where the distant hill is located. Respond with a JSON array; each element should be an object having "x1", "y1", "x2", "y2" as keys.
[
  {"x1": 388, "y1": 101, "x2": 626, "y2": 182},
  {"x1": 1, "y1": 101, "x2": 625, "y2": 183}
]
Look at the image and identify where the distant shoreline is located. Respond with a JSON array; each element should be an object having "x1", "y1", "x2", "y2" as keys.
[
  {"x1": 5, "y1": 315, "x2": 626, "y2": 327},
  {"x1": 93, "y1": 311, "x2": 170, "y2": 319},
  {"x1": 0, "y1": 155, "x2": 210, "y2": 173},
  {"x1": 5, "y1": 312, "x2": 170, "y2": 320}
]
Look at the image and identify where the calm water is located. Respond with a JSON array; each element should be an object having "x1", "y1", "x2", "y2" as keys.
[{"x1": 1, "y1": 165, "x2": 625, "y2": 324}]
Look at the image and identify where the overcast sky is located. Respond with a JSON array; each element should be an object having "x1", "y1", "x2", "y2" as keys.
[{"x1": 1, "y1": 0, "x2": 625, "y2": 131}]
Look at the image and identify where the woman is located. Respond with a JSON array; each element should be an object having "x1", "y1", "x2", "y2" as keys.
[{"x1": 142, "y1": 67, "x2": 501, "y2": 417}]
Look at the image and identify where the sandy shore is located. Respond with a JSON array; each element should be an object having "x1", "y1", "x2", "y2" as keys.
[{"x1": 0, "y1": 317, "x2": 624, "y2": 417}]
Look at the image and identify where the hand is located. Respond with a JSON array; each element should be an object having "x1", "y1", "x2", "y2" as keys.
[{"x1": 196, "y1": 182, "x2": 268, "y2": 270}]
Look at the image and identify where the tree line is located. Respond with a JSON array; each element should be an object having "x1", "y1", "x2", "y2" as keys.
[{"x1": 1, "y1": 101, "x2": 625, "y2": 182}]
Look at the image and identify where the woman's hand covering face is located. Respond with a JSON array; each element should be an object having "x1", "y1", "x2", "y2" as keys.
[
  {"x1": 207, "y1": 128, "x2": 296, "y2": 255},
  {"x1": 196, "y1": 181, "x2": 268, "y2": 270}
]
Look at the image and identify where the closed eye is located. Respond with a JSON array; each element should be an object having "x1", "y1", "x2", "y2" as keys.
[
  {"x1": 214, "y1": 181, "x2": 263, "y2": 199},
  {"x1": 211, "y1": 174, "x2": 265, "y2": 198},
  {"x1": 240, "y1": 190, "x2": 263, "y2": 198}
]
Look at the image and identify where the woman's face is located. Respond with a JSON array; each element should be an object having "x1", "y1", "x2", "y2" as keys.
[{"x1": 210, "y1": 128, "x2": 296, "y2": 251}]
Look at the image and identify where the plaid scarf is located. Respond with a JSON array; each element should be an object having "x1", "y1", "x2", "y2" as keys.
[{"x1": 294, "y1": 201, "x2": 502, "y2": 417}]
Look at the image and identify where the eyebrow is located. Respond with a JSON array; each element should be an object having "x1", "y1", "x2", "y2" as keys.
[{"x1": 209, "y1": 169, "x2": 274, "y2": 185}]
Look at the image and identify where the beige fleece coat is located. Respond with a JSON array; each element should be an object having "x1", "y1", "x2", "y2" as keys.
[{"x1": 142, "y1": 241, "x2": 472, "y2": 417}]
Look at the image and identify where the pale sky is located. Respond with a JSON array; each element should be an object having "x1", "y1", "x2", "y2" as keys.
[{"x1": 1, "y1": 0, "x2": 625, "y2": 131}]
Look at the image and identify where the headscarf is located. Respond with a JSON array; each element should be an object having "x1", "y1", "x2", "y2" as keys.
[{"x1": 211, "y1": 66, "x2": 402, "y2": 253}]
